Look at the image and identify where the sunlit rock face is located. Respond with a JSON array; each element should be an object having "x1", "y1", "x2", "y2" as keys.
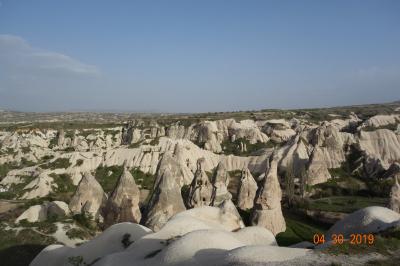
[{"x1": 251, "y1": 153, "x2": 286, "y2": 236}]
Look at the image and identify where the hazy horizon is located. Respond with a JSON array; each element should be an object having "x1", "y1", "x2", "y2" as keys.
[{"x1": 1, "y1": 1, "x2": 399, "y2": 113}]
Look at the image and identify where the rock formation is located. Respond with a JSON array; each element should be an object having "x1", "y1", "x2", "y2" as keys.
[
  {"x1": 69, "y1": 172, "x2": 107, "y2": 218},
  {"x1": 16, "y1": 201, "x2": 70, "y2": 223},
  {"x1": 143, "y1": 167, "x2": 186, "y2": 231},
  {"x1": 306, "y1": 147, "x2": 332, "y2": 185},
  {"x1": 186, "y1": 158, "x2": 213, "y2": 208},
  {"x1": 210, "y1": 162, "x2": 232, "y2": 206},
  {"x1": 390, "y1": 173, "x2": 400, "y2": 213},
  {"x1": 236, "y1": 167, "x2": 257, "y2": 210},
  {"x1": 358, "y1": 129, "x2": 400, "y2": 171},
  {"x1": 251, "y1": 153, "x2": 286, "y2": 235},
  {"x1": 104, "y1": 166, "x2": 141, "y2": 227}
]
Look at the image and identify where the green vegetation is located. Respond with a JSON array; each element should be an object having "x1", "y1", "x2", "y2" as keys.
[
  {"x1": 276, "y1": 211, "x2": 328, "y2": 246},
  {"x1": 307, "y1": 196, "x2": 387, "y2": 213},
  {"x1": 130, "y1": 168, "x2": 156, "y2": 190},
  {"x1": 0, "y1": 159, "x2": 36, "y2": 178},
  {"x1": 128, "y1": 141, "x2": 142, "y2": 148},
  {"x1": 0, "y1": 175, "x2": 36, "y2": 199},
  {"x1": 95, "y1": 165, "x2": 123, "y2": 193},
  {"x1": 361, "y1": 123, "x2": 398, "y2": 132},
  {"x1": 0, "y1": 223, "x2": 57, "y2": 266},
  {"x1": 72, "y1": 213, "x2": 97, "y2": 235},
  {"x1": 47, "y1": 173, "x2": 76, "y2": 203},
  {"x1": 221, "y1": 138, "x2": 271, "y2": 156},
  {"x1": 75, "y1": 159, "x2": 84, "y2": 166},
  {"x1": 66, "y1": 228, "x2": 91, "y2": 240},
  {"x1": 21, "y1": 146, "x2": 31, "y2": 153},
  {"x1": 41, "y1": 158, "x2": 71, "y2": 170},
  {"x1": 149, "y1": 137, "x2": 160, "y2": 146}
]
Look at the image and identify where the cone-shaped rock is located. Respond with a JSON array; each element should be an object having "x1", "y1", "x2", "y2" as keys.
[
  {"x1": 69, "y1": 172, "x2": 107, "y2": 218},
  {"x1": 186, "y1": 158, "x2": 213, "y2": 208},
  {"x1": 236, "y1": 167, "x2": 257, "y2": 210},
  {"x1": 390, "y1": 173, "x2": 400, "y2": 213},
  {"x1": 211, "y1": 162, "x2": 232, "y2": 206},
  {"x1": 143, "y1": 168, "x2": 186, "y2": 231},
  {"x1": 104, "y1": 167, "x2": 141, "y2": 227},
  {"x1": 251, "y1": 153, "x2": 286, "y2": 235}
]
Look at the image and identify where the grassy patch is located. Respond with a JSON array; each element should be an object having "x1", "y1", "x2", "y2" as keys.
[
  {"x1": 307, "y1": 196, "x2": 387, "y2": 213},
  {"x1": 41, "y1": 158, "x2": 71, "y2": 170},
  {"x1": 48, "y1": 173, "x2": 76, "y2": 203},
  {"x1": 0, "y1": 175, "x2": 36, "y2": 199},
  {"x1": 66, "y1": 228, "x2": 91, "y2": 240},
  {"x1": 276, "y1": 211, "x2": 328, "y2": 246},
  {"x1": 221, "y1": 138, "x2": 270, "y2": 156},
  {"x1": 130, "y1": 168, "x2": 156, "y2": 190},
  {"x1": 95, "y1": 165, "x2": 123, "y2": 193}
]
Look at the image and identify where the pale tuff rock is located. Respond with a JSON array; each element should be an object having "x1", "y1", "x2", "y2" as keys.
[
  {"x1": 251, "y1": 153, "x2": 286, "y2": 235},
  {"x1": 166, "y1": 124, "x2": 186, "y2": 139},
  {"x1": 237, "y1": 167, "x2": 258, "y2": 210},
  {"x1": 31, "y1": 208, "x2": 300, "y2": 266},
  {"x1": 143, "y1": 167, "x2": 186, "y2": 231},
  {"x1": 210, "y1": 162, "x2": 232, "y2": 206},
  {"x1": 69, "y1": 172, "x2": 107, "y2": 218},
  {"x1": 57, "y1": 129, "x2": 65, "y2": 147},
  {"x1": 15, "y1": 205, "x2": 47, "y2": 223},
  {"x1": 390, "y1": 174, "x2": 400, "y2": 213},
  {"x1": 326, "y1": 206, "x2": 400, "y2": 241},
  {"x1": 269, "y1": 128, "x2": 296, "y2": 143},
  {"x1": 306, "y1": 146, "x2": 332, "y2": 185},
  {"x1": 195, "y1": 121, "x2": 223, "y2": 153},
  {"x1": 330, "y1": 113, "x2": 361, "y2": 130},
  {"x1": 21, "y1": 171, "x2": 56, "y2": 199},
  {"x1": 358, "y1": 129, "x2": 400, "y2": 170},
  {"x1": 186, "y1": 158, "x2": 213, "y2": 208},
  {"x1": 16, "y1": 201, "x2": 70, "y2": 223},
  {"x1": 228, "y1": 119, "x2": 269, "y2": 144},
  {"x1": 104, "y1": 167, "x2": 141, "y2": 227},
  {"x1": 156, "y1": 151, "x2": 191, "y2": 186},
  {"x1": 363, "y1": 114, "x2": 400, "y2": 128},
  {"x1": 310, "y1": 123, "x2": 353, "y2": 168}
]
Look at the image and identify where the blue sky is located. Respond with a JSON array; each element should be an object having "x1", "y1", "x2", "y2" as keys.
[{"x1": 0, "y1": 0, "x2": 399, "y2": 112}]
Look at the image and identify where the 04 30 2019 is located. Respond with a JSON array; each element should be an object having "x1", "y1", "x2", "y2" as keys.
[{"x1": 313, "y1": 233, "x2": 375, "y2": 245}]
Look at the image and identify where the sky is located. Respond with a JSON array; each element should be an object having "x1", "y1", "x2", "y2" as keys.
[{"x1": 0, "y1": 0, "x2": 399, "y2": 113}]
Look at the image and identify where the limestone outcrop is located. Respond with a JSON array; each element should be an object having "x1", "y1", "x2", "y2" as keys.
[
  {"x1": 104, "y1": 166, "x2": 141, "y2": 226},
  {"x1": 236, "y1": 167, "x2": 257, "y2": 210},
  {"x1": 251, "y1": 153, "x2": 286, "y2": 235},
  {"x1": 69, "y1": 172, "x2": 107, "y2": 218}
]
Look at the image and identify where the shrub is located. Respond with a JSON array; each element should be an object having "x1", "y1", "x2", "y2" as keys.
[
  {"x1": 41, "y1": 158, "x2": 71, "y2": 170},
  {"x1": 75, "y1": 159, "x2": 84, "y2": 166}
]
